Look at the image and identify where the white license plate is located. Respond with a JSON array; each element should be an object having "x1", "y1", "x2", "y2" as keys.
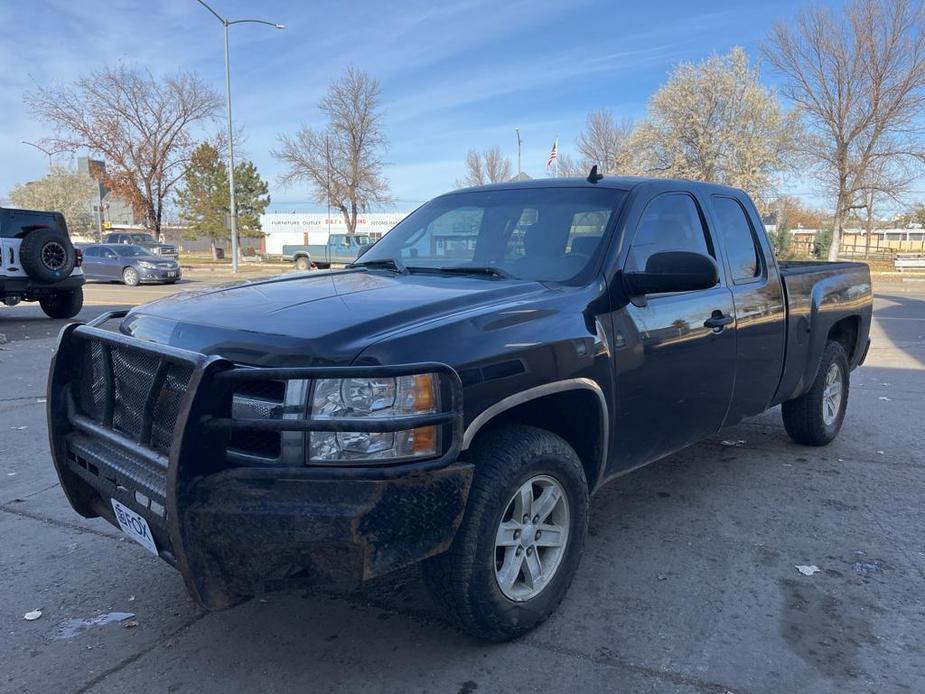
[
  {"x1": 111, "y1": 499, "x2": 158, "y2": 555},
  {"x1": 166, "y1": 271, "x2": 177, "y2": 278}
]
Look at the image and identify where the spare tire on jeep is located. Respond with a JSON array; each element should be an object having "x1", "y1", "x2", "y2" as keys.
[{"x1": 19, "y1": 227, "x2": 77, "y2": 284}]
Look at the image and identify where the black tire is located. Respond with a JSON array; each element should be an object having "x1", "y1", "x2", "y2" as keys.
[
  {"x1": 424, "y1": 425, "x2": 589, "y2": 641},
  {"x1": 19, "y1": 227, "x2": 76, "y2": 283},
  {"x1": 39, "y1": 286, "x2": 83, "y2": 319},
  {"x1": 122, "y1": 267, "x2": 140, "y2": 286},
  {"x1": 782, "y1": 340, "x2": 850, "y2": 446},
  {"x1": 295, "y1": 256, "x2": 311, "y2": 271}
]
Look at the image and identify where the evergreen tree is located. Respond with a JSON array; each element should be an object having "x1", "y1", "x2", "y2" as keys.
[{"x1": 175, "y1": 143, "x2": 270, "y2": 258}]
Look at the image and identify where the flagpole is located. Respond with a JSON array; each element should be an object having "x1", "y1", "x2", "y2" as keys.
[{"x1": 554, "y1": 136, "x2": 559, "y2": 178}]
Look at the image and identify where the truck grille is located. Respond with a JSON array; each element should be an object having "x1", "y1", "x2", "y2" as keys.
[{"x1": 76, "y1": 340, "x2": 194, "y2": 454}]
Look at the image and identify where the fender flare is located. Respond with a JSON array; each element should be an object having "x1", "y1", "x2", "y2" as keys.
[{"x1": 461, "y1": 378, "x2": 609, "y2": 490}]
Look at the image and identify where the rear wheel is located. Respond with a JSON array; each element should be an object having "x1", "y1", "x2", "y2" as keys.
[
  {"x1": 39, "y1": 287, "x2": 83, "y2": 319},
  {"x1": 782, "y1": 340, "x2": 850, "y2": 446},
  {"x1": 424, "y1": 425, "x2": 589, "y2": 641},
  {"x1": 123, "y1": 267, "x2": 140, "y2": 286},
  {"x1": 295, "y1": 256, "x2": 311, "y2": 271}
]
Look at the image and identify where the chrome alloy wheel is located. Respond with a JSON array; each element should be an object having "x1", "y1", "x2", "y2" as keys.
[
  {"x1": 494, "y1": 474, "x2": 570, "y2": 602},
  {"x1": 822, "y1": 363, "x2": 843, "y2": 426}
]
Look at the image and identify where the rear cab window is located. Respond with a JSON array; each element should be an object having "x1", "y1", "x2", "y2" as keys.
[{"x1": 711, "y1": 196, "x2": 764, "y2": 283}]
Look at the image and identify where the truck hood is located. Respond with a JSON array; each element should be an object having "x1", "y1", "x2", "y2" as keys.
[{"x1": 121, "y1": 269, "x2": 547, "y2": 366}]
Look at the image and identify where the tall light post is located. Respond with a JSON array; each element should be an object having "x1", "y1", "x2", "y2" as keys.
[
  {"x1": 514, "y1": 128, "x2": 522, "y2": 177},
  {"x1": 195, "y1": 0, "x2": 284, "y2": 273},
  {"x1": 21, "y1": 140, "x2": 65, "y2": 169}
]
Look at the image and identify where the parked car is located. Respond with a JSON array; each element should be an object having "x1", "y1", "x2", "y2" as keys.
[
  {"x1": 81, "y1": 244, "x2": 181, "y2": 286},
  {"x1": 0, "y1": 207, "x2": 85, "y2": 318},
  {"x1": 283, "y1": 233, "x2": 373, "y2": 269},
  {"x1": 47, "y1": 176, "x2": 872, "y2": 641},
  {"x1": 103, "y1": 231, "x2": 177, "y2": 257}
]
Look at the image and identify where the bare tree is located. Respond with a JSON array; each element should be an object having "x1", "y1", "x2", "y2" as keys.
[
  {"x1": 631, "y1": 48, "x2": 799, "y2": 207},
  {"x1": 9, "y1": 165, "x2": 97, "y2": 235},
  {"x1": 576, "y1": 110, "x2": 634, "y2": 175},
  {"x1": 457, "y1": 147, "x2": 513, "y2": 187},
  {"x1": 275, "y1": 66, "x2": 390, "y2": 234},
  {"x1": 766, "y1": 0, "x2": 925, "y2": 260},
  {"x1": 555, "y1": 152, "x2": 585, "y2": 177},
  {"x1": 25, "y1": 66, "x2": 222, "y2": 235}
]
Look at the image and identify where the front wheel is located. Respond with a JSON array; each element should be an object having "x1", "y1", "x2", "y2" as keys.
[
  {"x1": 123, "y1": 267, "x2": 140, "y2": 286},
  {"x1": 39, "y1": 287, "x2": 83, "y2": 319},
  {"x1": 782, "y1": 341, "x2": 850, "y2": 446},
  {"x1": 424, "y1": 425, "x2": 589, "y2": 641}
]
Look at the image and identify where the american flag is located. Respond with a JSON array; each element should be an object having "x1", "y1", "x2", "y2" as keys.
[{"x1": 546, "y1": 138, "x2": 558, "y2": 171}]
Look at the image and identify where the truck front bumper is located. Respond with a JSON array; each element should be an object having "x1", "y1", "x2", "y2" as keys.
[{"x1": 47, "y1": 313, "x2": 469, "y2": 610}]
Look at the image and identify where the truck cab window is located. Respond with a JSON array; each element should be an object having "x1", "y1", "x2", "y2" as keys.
[
  {"x1": 626, "y1": 194, "x2": 712, "y2": 272},
  {"x1": 712, "y1": 196, "x2": 761, "y2": 282}
]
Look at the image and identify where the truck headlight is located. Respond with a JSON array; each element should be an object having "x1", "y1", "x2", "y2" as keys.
[{"x1": 309, "y1": 374, "x2": 438, "y2": 463}]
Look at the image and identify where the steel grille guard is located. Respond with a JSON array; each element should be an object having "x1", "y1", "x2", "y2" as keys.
[{"x1": 47, "y1": 310, "x2": 464, "y2": 607}]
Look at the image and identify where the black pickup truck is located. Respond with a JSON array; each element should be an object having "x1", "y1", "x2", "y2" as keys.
[{"x1": 47, "y1": 176, "x2": 872, "y2": 640}]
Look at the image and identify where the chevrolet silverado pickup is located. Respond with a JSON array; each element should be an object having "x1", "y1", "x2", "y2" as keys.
[{"x1": 47, "y1": 176, "x2": 872, "y2": 640}]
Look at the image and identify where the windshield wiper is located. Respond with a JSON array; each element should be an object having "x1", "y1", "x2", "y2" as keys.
[
  {"x1": 424, "y1": 265, "x2": 512, "y2": 279},
  {"x1": 349, "y1": 257, "x2": 408, "y2": 274}
]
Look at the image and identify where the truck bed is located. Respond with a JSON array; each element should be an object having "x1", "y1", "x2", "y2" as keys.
[
  {"x1": 773, "y1": 259, "x2": 873, "y2": 405},
  {"x1": 778, "y1": 260, "x2": 870, "y2": 276}
]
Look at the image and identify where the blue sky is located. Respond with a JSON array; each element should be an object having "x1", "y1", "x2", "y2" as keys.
[{"x1": 1, "y1": 0, "x2": 825, "y2": 213}]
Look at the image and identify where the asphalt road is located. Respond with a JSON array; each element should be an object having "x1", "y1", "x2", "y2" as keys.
[{"x1": 1, "y1": 277, "x2": 924, "y2": 694}]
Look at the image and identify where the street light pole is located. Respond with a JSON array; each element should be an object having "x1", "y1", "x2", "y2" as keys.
[
  {"x1": 515, "y1": 128, "x2": 522, "y2": 177},
  {"x1": 21, "y1": 140, "x2": 64, "y2": 169},
  {"x1": 222, "y1": 21, "x2": 238, "y2": 272},
  {"x1": 195, "y1": 0, "x2": 284, "y2": 273}
]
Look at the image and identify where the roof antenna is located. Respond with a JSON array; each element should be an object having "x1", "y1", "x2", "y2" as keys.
[{"x1": 587, "y1": 165, "x2": 604, "y2": 183}]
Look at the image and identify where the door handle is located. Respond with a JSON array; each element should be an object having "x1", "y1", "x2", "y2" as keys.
[{"x1": 704, "y1": 311, "x2": 734, "y2": 331}]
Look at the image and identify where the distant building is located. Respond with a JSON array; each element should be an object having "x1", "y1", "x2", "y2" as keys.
[
  {"x1": 77, "y1": 157, "x2": 138, "y2": 228},
  {"x1": 259, "y1": 212, "x2": 409, "y2": 255}
]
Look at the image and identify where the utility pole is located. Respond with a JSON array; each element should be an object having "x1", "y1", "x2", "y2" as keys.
[
  {"x1": 195, "y1": 0, "x2": 285, "y2": 273},
  {"x1": 325, "y1": 133, "x2": 332, "y2": 236},
  {"x1": 515, "y1": 128, "x2": 522, "y2": 177}
]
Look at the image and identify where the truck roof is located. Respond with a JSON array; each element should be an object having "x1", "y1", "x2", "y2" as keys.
[{"x1": 449, "y1": 175, "x2": 748, "y2": 198}]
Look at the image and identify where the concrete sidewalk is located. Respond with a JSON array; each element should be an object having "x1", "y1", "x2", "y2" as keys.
[{"x1": 1, "y1": 288, "x2": 923, "y2": 694}]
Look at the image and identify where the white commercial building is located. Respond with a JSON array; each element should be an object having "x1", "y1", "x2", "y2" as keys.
[{"x1": 259, "y1": 213, "x2": 409, "y2": 255}]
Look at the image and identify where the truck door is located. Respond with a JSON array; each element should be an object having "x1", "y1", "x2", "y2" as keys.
[
  {"x1": 609, "y1": 192, "x2": 737, "y2": 468},
  {"x1": 708, "y1": 195, "x2": 786, "y2": 423},
  {"x1": 329, "y1": 235, "x2": 350, "y2": 263}
]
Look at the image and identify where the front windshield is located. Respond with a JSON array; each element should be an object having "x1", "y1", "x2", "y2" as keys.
[
  {"x1": 360, "y1": 187, "x2": 626, "y2": 283},
  {"x1": 129, "y1": 233, "x2": 154, "y2": 243},
  {"x1": 113, "y1": 245, "x2": 152, "y2": 257}
]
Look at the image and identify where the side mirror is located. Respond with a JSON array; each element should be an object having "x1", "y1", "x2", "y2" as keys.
[
  {"x1": 623, "y1": 251, "x2": 719, "y2": 296},
  {"x1": 355, "y1": 242, "x2": 374, "y2": 259}
]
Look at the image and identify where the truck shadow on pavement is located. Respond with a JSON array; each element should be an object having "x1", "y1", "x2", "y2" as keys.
[{"x1": 247, "y1": 374, "x2": 919, "y2": 692}]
